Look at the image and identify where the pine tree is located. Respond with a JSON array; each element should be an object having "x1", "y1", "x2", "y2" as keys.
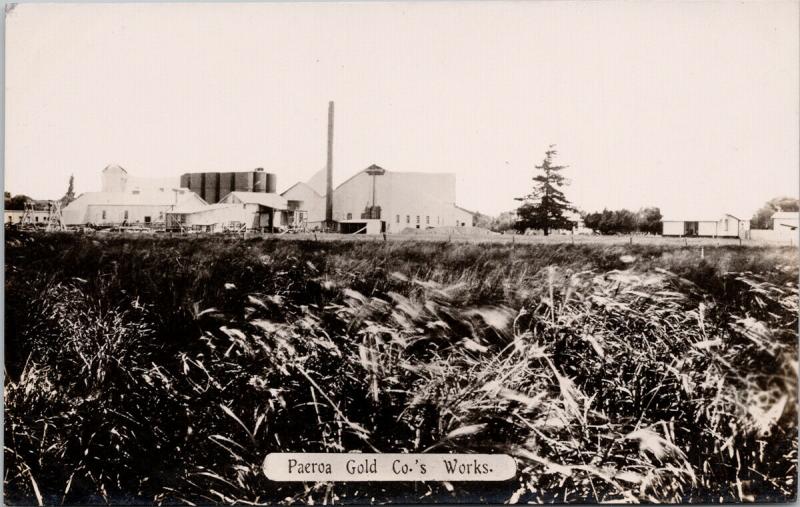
[{"x1": 514, "y1": 145, "x2": 574, "y2": 235}]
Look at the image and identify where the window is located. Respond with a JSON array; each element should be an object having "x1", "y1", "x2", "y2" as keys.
[
  {"x1": 406, "y1": 215, "x2": 410, "y2": 224},
  {"x1": 102, "y1": 210, "x2": 106, "y2": 220},
  {"x1": 416, "y1": 215, "x2": 420, "y2": 224},
  {"x1": 346, "y1": 212, "x2": 352, "y2": 220},
  {"x1": 723, "y1": 219, "x2": 729, "y2": 231},
  {"x1": 396, "y1": 215, "x2": 400, "y2": 223},
  {"x1": 426, "y1": 216, "x2": 430, "y2": 225},
  {"x1": 144, "y1": 216, "x2": 151, "y2": 224},
  {"x1": 124, "y1": 210, "x2": 129, "y2": 220},
  {"x1": 35, "y1": 216, "x2": 39, "y2": 222}
]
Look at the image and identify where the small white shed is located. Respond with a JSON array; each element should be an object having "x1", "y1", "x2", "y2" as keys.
[{"x1": 662, "y1": 214, "x2": 750, "y2": 238}]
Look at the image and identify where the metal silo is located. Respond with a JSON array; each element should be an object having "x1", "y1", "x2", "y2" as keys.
[
  {"x1": 234, "y1": 171, "x2": 254, "y2": 192},
  {"x1": 218, "y1": 172, "x2": 235, "y2": 202},
  {"x1": 180, "y1": 173, "x2": 191, "y2": 189},
  {"x1": 265, "y1": 173, "x2": 277, "y2": 193},
  {"x1": 189, "y1": 173, "x2": 204, "y2": 199},
  {"x1": 253, "y1": 170, "x2": 268, "y2": 193},
  {"x1": 204, "y1": 172, "x2": 220, "y2": 203}
]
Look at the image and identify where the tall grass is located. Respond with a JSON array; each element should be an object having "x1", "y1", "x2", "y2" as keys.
[{"x1": 4, "y1": 232, "x2": 797, "y2": 504}]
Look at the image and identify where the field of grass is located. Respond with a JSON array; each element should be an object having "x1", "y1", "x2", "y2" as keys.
[{"x1": 4, "y1": 232, "x2": 798, "y2": 504}]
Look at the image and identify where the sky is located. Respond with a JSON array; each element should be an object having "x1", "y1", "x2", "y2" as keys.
[{"x1": 4, "y1": 1, "x2": 799, "y2": 218}]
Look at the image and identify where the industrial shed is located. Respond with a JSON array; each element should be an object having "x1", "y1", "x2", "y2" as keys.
[
  {"x1": 62, "y1": 187, "x2": 207, "y2": 227},
  {"x1": 166, "y1": 191, "x2": 296, "y2": 232},
  {"x1": 281, "y1": 164, "x2": 474, "y2": 233},
  {"x1": 661, "y1": 214, "x2": 750, "y2": 238}
]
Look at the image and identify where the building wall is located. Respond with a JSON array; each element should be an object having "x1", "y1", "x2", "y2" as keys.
[
  {"x1": 281, "y1": 184, "x2": 326, "y2": 225},
  {"x1": 331, "y1": 170, "x2": 465, "y2": 233},
  {"x1": 332, "y1": 171, "x2": 389, "y2": 223},
  {"x1": 698, "y1": 220, "x2": 720, "y2": 236},
  {"x1": 101, "y1": 166, "x2": 128, "y2": 192},
  {"x1": 4, "y1": 210, "x2": 50, "y2": 224},
  {"x1": 774, "y1": 217, "x2": 799, "y2": 230},
  {"x1": 664, "y1": 216, "x2": 749, "y2": 237},
  {"x1": 751, "y1": 229, "x2": 797, "y2": 242},
  {"x1": 662, "y1": 221, "x2": 685, "y2": 236},
  {"x1": 172, "y1": 203, "x2": 284, "y2": 231},
  {"x1": 84, "y1": 204, "x2": 171, "y2": 225}
]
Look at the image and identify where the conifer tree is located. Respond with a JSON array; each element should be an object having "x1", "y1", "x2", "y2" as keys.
[{"x1": 515, "y1": 145, "x2": 574, "y2": 235}]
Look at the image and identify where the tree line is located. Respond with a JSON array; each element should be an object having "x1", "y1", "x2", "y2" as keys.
[
  {"x1": 583, "y1": 207, "x2": 662, "y2": 235},
  {"x1": 482, "y1": 145, "x2": 796, "y2": 236}
]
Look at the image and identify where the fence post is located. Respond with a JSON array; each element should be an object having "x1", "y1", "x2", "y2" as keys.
[{"x1": 629, "y1": 236, "x2": 632, "y2": 245}]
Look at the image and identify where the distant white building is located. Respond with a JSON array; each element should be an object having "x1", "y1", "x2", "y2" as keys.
[
  {"x1": 4, "y1": 209, "x2": 49, "y2": 225},
  {"x1": 661, "y1": 213, "x2": 750, "y2": 238},
  {"x1": 101, "y1": 164, "x2": 178, "y2": 193},
  {"x1": 281, "y1": 164, "x2": 474, "y2": 233},
  {"x1": 165, "y1": 191, "x2": 300, "y2": 232},
  {"x1": 63, "y1": 187, "x2": 207, "y2": 226},
  {"x1": 771, "y1": 211, "x2": 799, "y2": 232}
]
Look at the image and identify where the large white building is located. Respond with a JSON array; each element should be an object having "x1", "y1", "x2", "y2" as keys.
[
  {"x1": 62, "y1": 187, "x2": 207, "y2": 226},
  {"x1": 281, "y1": 164, "x2": 475, "y2": 233}
]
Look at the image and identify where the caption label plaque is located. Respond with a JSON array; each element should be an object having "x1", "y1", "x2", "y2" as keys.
[{"x1": 263, "y1": 453, "x2": 517, "y2": 482}]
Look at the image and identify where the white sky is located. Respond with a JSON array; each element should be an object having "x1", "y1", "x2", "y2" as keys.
[{"x1": 5, "y1": 1, "x2": 799, "y2": 217}]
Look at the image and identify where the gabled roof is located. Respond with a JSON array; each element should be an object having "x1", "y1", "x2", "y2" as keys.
[
  {"x1": 221, "y1": 191, "x2": 288, "y2": 210},
  {"x1": 771, "y1": 211, "x2": 799, "y2": 220},
  {"x1": 66, "y1": 188, "x2": 203, "y2": 208},
  {"x1": 281, "y1": 181, "x2": 323, "y2": 198},
  {"x1": 662, "y1": 213, "x2": 742, "y2": 222},
  {"x1": 168, "y1": 202, "x2": 239, "y2": 215},
  {"x1": 335, "y1": 165, "x2": 385, "y2": 191},
  {"x1": 454, "y1": 205, "x2": 477, "y2": 216}
]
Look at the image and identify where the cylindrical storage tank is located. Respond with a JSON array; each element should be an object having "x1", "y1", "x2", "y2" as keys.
[
  {"x1": 253, "y1": 171, "x2": 267, "y2": 192},
  {"x1": 204, "y1": 172, "x2": 220, "y2": 204},
  {"x1": 234, "y1": 171, "x2": 255, "y2": 192},
  {"x1": 219, "y1": 172, "x2": 235, "y2": 202},
  {"x1": 180, "y1": 174, "x2": 191, "y2": 189},
  {"x1": 265, "y1": 173, "x2": 277, "y2": 193},
  {"x1": 189, "y1": 173, "x2": 204, "y2": 200}
]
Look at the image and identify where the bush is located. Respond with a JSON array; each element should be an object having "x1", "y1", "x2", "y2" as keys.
[{"x1": 4, "y1": 232, "x2": 797, "y2": 504}]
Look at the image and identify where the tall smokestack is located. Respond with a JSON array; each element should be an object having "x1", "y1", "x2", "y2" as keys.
[{"x1": 325, "y1": 101, "x2": 334, "y2": 228}]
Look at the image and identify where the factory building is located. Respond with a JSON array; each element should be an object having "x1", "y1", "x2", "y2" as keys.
[
  {"x1": 179, "y1": 169, "x2": 277, "y2": 204},
  {"x1": 281, "y1": 164, "x2": 475, "y2": 234},
  {"x1": 62, "y1": 187, "x2": 207, "y2": 227},
  {"x1": 165, "y1": 191, "x2": 302, "y2": 232}
]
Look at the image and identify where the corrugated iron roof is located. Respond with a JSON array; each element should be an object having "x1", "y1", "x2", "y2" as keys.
[
  {"x1": 771, "y1": 211, "x2": 799, "y2": 220},
  {"x1": 662, "y1": 213, "x2": 742, "y2": 222},
  {"x1": 68, "y1": 188, "x2": 204, "y2": 208},
  {"x1": 222, "y1": 191, "x2": 288, "y2": 210}
]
